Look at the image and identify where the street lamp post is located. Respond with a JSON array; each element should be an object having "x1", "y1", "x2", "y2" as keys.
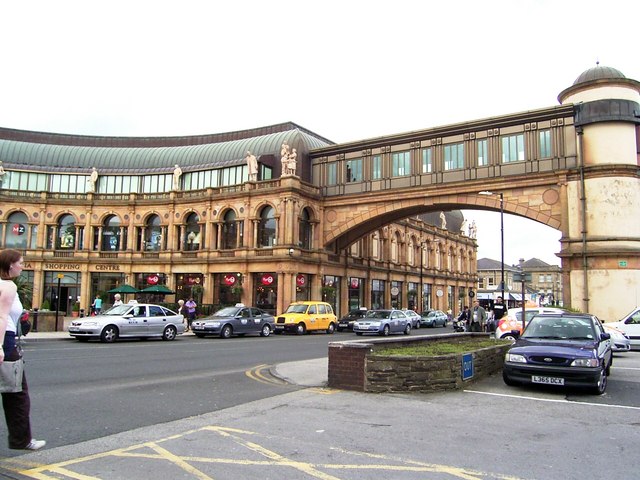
[{"x1": 479, "y1": 191, "x2": 505, "y2": 304}]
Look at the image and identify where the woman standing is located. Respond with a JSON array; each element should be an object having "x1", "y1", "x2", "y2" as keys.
[{"x1": 0, "y1": 249, "x2": 45, "y2": 450}]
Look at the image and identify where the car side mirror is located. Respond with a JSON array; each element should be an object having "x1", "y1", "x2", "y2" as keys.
[{"x1": 601, "y1": 332, "x2": 611, "y2": 341}]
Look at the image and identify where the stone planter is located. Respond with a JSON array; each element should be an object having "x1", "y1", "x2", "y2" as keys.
[{"x1": 328, "y1": 333, "x2": 511, "y2": 393}]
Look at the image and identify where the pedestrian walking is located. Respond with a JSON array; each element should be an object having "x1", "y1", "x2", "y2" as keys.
[
  {"x1": 490, "y1": 296, "x2": 508, "y2": 332},
  {"x1": 177, "y1": 299, "x2": 187, "y2": 331},
  {"x1": 185, "y1": 297, "x2": 197, "y2": 331},
  {"x1": 0, "y1": 248, "x2": 46, "y2": 450},
  {"x1": 470, "y1": 299, "x2": 487, "y2": 332},
  {"x1": 91, "y1": 295, "x2": 103, "y2": 315}
]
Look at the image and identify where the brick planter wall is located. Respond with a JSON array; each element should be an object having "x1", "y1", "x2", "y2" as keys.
[{"x1": 328, "y1": 333, "x2": 511, "y2": 393}]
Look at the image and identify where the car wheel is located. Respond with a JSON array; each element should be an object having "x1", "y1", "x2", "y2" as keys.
[
  {"x1": 502, "y1": 334, "x2": 517, "y2": 341},
  {"x1": 100, "y1": 325, "x2": 118, "y2": 343},
  {"x1": 442, "y1": 320, "x2": 447, "y2": 328},
  {"x1": 380, "y1": 324, "x2": 390, "y2": 336},
  {"x1": 590, "y1": 365, "x2": 608, "y2": 395},
  {"x1": 296, "y1": 322, "x2": 307, "y2": 335},
  {"x1": 502, "y1": 372, "x2": 519, "y2": 386},
  {"x1": 326, "y1": 323, "x2": 336, "y2": 334},
  {"x1": 162, "y1": 325, "x2": 177, "y2": 341},
  {"x1": 195, "y1": 333, "x2": 206, "y2": 338},
  {"x1": 415, "y1": 322, "x2": 420, "y2": 329},
  {"x1": 404, "y1": 323, "x2": 411, "y2": 335},
  {"x1": 220, "y1": 324, "x2": 233, "y2": 339},
  {"x1": 260, "y1": 324, "x2": 271, "y2": 337}
]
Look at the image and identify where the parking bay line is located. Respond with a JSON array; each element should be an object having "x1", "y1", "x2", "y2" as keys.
[{"x1": 464, "y1": 389, "x2": 640, "y2": 410}]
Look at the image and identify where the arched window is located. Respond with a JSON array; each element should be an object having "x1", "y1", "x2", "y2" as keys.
[
  {"x1": 391, "y1": 232, "x2": 400, "y2": 264},
  {"x1": 298, "y1": 208, "x2": 312, "y2": 250},
  {"x1": 221, "y1": 210, "x2": 237, "y2": 250},
  {"x1": 144, "y1": 215, "x2": 162, "y2": 251},
  {"x1": 184, "y1": 213, "x2": 201, "y2": 251},
  {"x1": 258, "y1": 205, "x2": 276, "y2": 248},
  {"x1": 5, "y1": 212, "x2": 29, "y2": 249},
  {"x1": 97, "y1": 215, "x2": 122, "y2": 251},
  {"x1": 58, "y1": 214, "x2": 76, "y2": 249}
]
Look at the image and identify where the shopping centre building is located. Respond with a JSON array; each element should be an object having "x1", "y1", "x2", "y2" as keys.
[{"x1": 0, "y1": 122, "x2": 476, "y2": 317}]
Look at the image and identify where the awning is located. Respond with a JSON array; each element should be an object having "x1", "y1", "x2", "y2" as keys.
[{"x1": 140, "y1": 285, "x2": 175, "y2": 294}]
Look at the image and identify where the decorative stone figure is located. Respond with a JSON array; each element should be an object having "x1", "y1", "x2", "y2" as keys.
[
  {"x1": 245, "y1": 150, "x2": 258, "y2": 181},
  {"x1": 280, "y1": 142, "x2": 290, "y2": 175},
  {"x1": 440, "y1": 211, "x2": 447, "y2": 230},
  {"x1": 173, "y1": 164, "x2": 182, "y2": 190},
  {"x1": 87, "y1": 167, "x2": 98, "y2": 193},
  {"x1": 287, "y1": 148, "x2": 297, "y2": 175},
  {"x1": 469, "y1": 220, "x2": 477, "y2": 239},
  {"x1": 460, "y1": 219, "x2": 468, "y2": 236},
  {"x1": 0, "y1": 161, "x2": 5, "y2": 188}
]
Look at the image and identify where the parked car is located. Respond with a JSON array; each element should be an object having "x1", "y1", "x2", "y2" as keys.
[
  {"x1": 274, "y1": 301, "x2": 337, "y2": 335},
  {"x1": 191, "y1": 304, "x2": 275, "y2": 338},
  {"x1": 602, "y1": 324, "x2": 631, "y2": 352},
  {"x1": 353, "y1": 309, "x2": 411, "y2": 336},
  {"x1": 494, "y1": 306, "x2": 567, "y2": 340},
  {"x1": 419, "y1": 309, "x2": 448, "y2": 328},
  {"x1": 68, "y1": 302, "x2": 185, "y2": 343},
  {"x1": 606, "y1": 306, "x2": 640, "y2": 349},
  {"x1": 337, "y1": 308, "x2": 368, "y2": 332},
  {"x1": 502, "y1": 313, "x2": 612, "y2": 394},
  {"x1": 402, "y1": 309, "x2": 421, "y2": 329}
]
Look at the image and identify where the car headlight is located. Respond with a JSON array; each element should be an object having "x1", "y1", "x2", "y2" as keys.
[
  {"x1": 570, "y1": 358, "x2": 599, "y2": 367},
  {"x1": 505, "y1": 353, "x2": 527, "y2": 363}
]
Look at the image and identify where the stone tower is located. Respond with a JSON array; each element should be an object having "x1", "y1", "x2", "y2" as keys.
[{"x1": 558, "y1": 65, "x2": 640, "y2": 320}]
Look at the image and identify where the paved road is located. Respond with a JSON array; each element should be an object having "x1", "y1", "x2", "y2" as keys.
[{"x1": 0, "y1": 332, "x2": 638, "y2": 479}]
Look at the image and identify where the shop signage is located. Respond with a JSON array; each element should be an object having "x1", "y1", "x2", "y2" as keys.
[
  {"x1": 296, "y1": 274, "x2": 306, "y2": 287},
  {"x1": 390, "y1": 286, "x2": 399, "y2": 296},
  {"x1": 12, "y1": 224, "x2": 26, "y2": 235},
  {"x1": 261, "y1": 274, "x2": 274, "y2": 286},
  {"x1": 223, "y1": 274, "x2": 237, "y2": 286},
  {"x1": 95, "y1": 264, "x2": 121, "y2": 271},
  {"x1": 350, "y1": 278, "x2": 359, "y2": 289},
  {"x1": 45, "y1": 263, "x2": 81, "y2": 270},
  {"x1": 147, "y1": 274, "x2": 159, "y2": 285}
]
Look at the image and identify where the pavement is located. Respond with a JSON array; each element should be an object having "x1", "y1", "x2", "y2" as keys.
[{"x1": 1, "y1": 331, "x2": 632, "y2": 479}]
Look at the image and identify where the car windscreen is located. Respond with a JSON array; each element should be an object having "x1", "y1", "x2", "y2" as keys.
[
  {"x1": 522, "y1": 317, "x2": 595, "y2": 340},
  {"x1": 213, "y1": 307, "x2": 241, "y2": 317},
  {"x1": 104, "y1": 305, "x2": 134, "y2": 316},
  {"x1": 366, "y1": 311, "x2": 391, "y2": 319},
  {"x1": 285, "y1": 304, "x2": 309, "y2": 313}
]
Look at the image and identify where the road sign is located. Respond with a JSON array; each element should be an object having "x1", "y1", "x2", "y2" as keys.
[
  {"x1": 468, "y1": 290, "x2": 475, "y2": 298},
  {"x1": 462, "y1": 353, "x2": 474, "y2": 381}
]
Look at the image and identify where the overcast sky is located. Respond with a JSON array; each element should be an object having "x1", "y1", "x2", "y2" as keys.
[{"x1": 1, "y1": 1, "x2": 637, "y2": 266}]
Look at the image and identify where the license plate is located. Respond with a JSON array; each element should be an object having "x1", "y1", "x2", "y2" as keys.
[
  {"x1": 532, "y1": 375, "x2": 564, "y2": 385},
  {"x1": 194, "y1": 326, "x2": 203, "y2": 330}
]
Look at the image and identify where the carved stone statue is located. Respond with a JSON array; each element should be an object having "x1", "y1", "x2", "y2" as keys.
[
  {"x1": 173, "y1": 164, "x2": 182, "y2": 190},
  {"x1": 440, "y1": 211, "x2": 447, "y2": 230},
  {"x1": 0, "y1": 161, "x2": 5, "y2": 188},
  {"x1": 469, "y1": 220, "x2": 477, "y2": 239},
  {"x1": 245, "y1": 150, "x2": 258, "y2": 181},
  {"x1": 287, "y1": 148, "x2": 297, "y2": 175},
  {"x1": 87, "y1": 167, "x2": 98, "y2": 193},
  {"x1": 280, "y1": 142, "x2": 290, "y2": 175},
  {"x1": 460, "y1": 219, "x2": 468, "y2": 236}
]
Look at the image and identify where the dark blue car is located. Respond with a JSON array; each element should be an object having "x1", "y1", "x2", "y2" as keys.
[{"x1": 502, "y1": 313, "x2": 612, "y2": 394}]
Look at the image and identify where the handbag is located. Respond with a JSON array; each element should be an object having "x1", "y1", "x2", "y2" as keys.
[{"x1": 0, "y1": 359, "x2": 24, "y2": 393}]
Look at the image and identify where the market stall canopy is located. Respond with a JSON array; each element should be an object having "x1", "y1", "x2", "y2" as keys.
[
  {"x1": 141, "y1": 285, "x2": 175, "y2": 294},
  {"x1": 108, "y1": 284, "x2": 140, "y2": 294}
]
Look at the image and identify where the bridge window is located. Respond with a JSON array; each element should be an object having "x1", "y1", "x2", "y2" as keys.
[
  {"x1": 221, "y1": 166, "x2": 244, "y2": 187},
  {"x1": 299, "y1": 208, "x2": 312, "y2": 250},
  {"x1": 477, "y1": 139, "x2": 488, "y2": 166},
  {"x1": 372, "y1": 279, "x2": 385, "y2": 309},
  {"x1": 422, "y1": 148, "x2": 433, "y2": 173},
  {"x1": 501, "y1": 133, "x2": 525, "y2": 163},
  {"x1": 184, "y1": 170, "x2": 218, "y2": 190},
  {"x1": 221, "y1": 210, "x2": 237, "y2": 250},
  {"x1": 57, "y1": 214, "x2": 76, "y2": 250},
  {"x1": 327, "y1": 162, "x2": 337, "y2": 185},
  {"x1": 392, "y1": 151, "x2": 411, "y2": 177},
  {"x1": 372, "y1": 155, "x2": 382, "y2": 180},
  {"x1": 539, "y1": 129, "x2": 552, "y2": 158},
  {"x1": 346, "y1": 158, "x2": 363, "y2": 182},
  {"x1": 444, "y1": 143, "x2": 464, "y2": 170}
]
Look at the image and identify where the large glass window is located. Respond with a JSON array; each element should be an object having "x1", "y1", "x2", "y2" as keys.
[
  {"x1": 444, "y1": 143, "x2": 464, "y2": 170},
  {"x1": 477, "y1": 139, "x2": 488, "y2": 166},
  {"x1": 372, "y1": 155, "x2": 382, "y2": 180},
  {"x1": 184, "y1": 213, "x2": 201, "y2": 250},
  {"x1": 501, "y1": 133, "x2": 525, "y2": 163},
  {"x1": 327, "y1": 163, "x2": 337, "y2": 185},
  {"x1": 391, "y1": 151, "x2": 410, "y2": 177},
  {"x1": 422, "y1": 148, "x2": 432, "y2": 173},
  {"x1": 371, "y1": 279, "x2": 385, "y2": 309},
  {"x1": 143, "y1": 215, "x2": 163, "y2": 251},
  {"x1": 299, "y1": 208, "x2": 312, "y2": 250},
  {"x1": 346, "y1": 158, "x2": 363, "y2": 182},
  {"x1": 539, "y1": 129, "x2": 551, "y2": 158},
  {"x1": 221, "y1": 210, "x2": 237, "y2": 250},
  {"x1": 96, "y1": 215, "x2": 122, "y2": 251},
  {"x1": 4, "y1": 212, "x2": 29, "y2": 249},
  {"x1": 57, "y1": 214, "x2": 76, "y2": 249},
  {"x1": 258, "y1": 206, "x2": 276, "y2": 247}
]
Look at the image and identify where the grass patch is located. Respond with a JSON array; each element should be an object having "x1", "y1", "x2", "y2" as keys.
[{"x1": 376, "y1": 339, "x2": 509, "y2": 357}]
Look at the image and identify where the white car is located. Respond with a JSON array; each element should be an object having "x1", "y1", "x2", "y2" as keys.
[
  {"x1": 606, "y1": 307, "x2": 640, "y2": 349},
  {"x1": 68, "y1": 302, "x2": 185, "y2": 343},
  {"x1": 602, "y1": 324, "x2": 631, "y2": 352}
]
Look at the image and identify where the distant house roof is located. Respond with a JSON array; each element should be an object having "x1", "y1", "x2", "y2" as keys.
[{"x1": 521, "y1": 258, "x2": 553, "y2": 268}]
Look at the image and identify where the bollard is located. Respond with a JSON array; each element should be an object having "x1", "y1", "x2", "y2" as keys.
[{"x1": 32, "y1": 308, "x2": 39, "y2": 332}]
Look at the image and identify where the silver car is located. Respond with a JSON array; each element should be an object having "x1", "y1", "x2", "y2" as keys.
[
  {"x1": 192, "y1": 305, "x2": 275, "y2": 338},
  {"x1": 353, "y1": 309, "x2": 412, "y2": 336},
  {"x1": 68, "y1": 302, "x2": 185, "y2": 343}
]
